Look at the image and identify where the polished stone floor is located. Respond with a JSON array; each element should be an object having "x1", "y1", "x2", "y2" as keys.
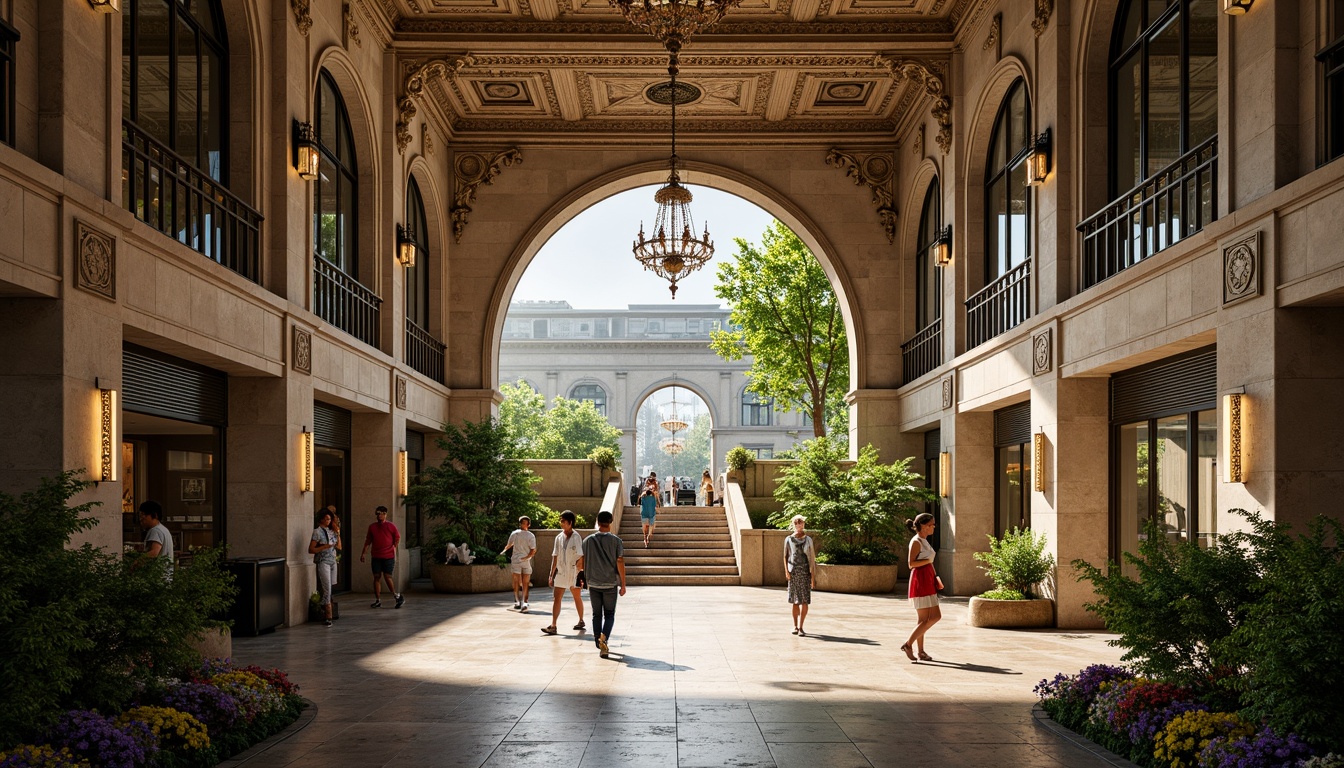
[{"x1": 232, "y1": 586, "x2": 1125, "y2": 767}]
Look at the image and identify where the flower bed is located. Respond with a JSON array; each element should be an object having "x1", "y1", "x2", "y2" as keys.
[
  {"x1": 0, "y1": 659, "x2": 305, "y2": 768},
  {"x1": 1035, "y1": 665, "x2": 1335, "y2": 768}
]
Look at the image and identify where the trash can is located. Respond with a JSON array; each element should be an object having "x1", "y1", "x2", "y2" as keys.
[{"x1": 223, "y1": 557, "x2": 287, "y2": 636}]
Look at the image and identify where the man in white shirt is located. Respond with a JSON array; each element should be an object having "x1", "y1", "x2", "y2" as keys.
[
  {"x1": 502, "y1": 516, "x2": 537, "y2": 612},
  {"x1": 541, "y1": 510, "x2": 586, "y2": 635},
  {"x1": 138, "y1": 500, "x2": 174, "y2": 579}
]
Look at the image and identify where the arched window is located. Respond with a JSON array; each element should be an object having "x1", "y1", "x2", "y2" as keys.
[
  {"x1": 742, "y1": 389, "x2": 772, "y2": 427},
  {"x1": 405, "y1": 177, "x2": 430, "y2": 329},
  {"x1": 985, "y1": 79, "x2": 1031, "y2": 284},
  {"x1": 915, "y1": 177, "x2": 942, "y2": 331},
  {"x1": 570, "y1": 383, "x2": 607, "y2": 417},
  {"x1": 314, "y1": 70, "x2": 358, "y2": 276}
]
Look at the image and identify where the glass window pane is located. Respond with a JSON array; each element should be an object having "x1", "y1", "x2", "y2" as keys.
[
  {"x1": 1116, "y1": 421, "x2": 1149, "y2": 575},
  {"x1": 997, "y1": 444, "x2": 1026, "y2": 535},
  {"x1": 1155, "y1": 414, "x2": 1190, "y2": 542},
  {"x1": 136, "y1": 0, "x2": 171, "y2": 146},
  {"x1": 203, "y1": 48, "x2": 224, "y2": 181},
  {"x1": 1008, "y1": 161, "x2": 1029, "y2": 270},
  {"x1": 339, "y1": 171, "x2": 356, "y2": 273},
  {"x1": 315, "y1": 177, "x2": 337, "y2": 261},
  {"x1": 1114, "y1": 53, "x2": 1141, "y2": 194},
  {"x1": 1146, "y1": 16, "x2": 1182, "y2": 178},
  {"x1": 1117, "y1": 0, "x2": 1143, "y2": 54},
  {"x1": 1196, "y1": 409, "x2": 1217, "y2": 547},
  {"x1": 1187, "y1": 0, "x2": 1218, "y2": 148},
  {"x1": 988, "y1": 176, "x2": 1006, "y2": 280},
  {"x1": 318, "y1": 75, "x2": 337, "y2": 152},
  {"x1": 1009, "y1": 83, "x2": 1029, "y2": 156},
  {"x1": 176, "y1": 16, "x2": 199, "y2": 167}
]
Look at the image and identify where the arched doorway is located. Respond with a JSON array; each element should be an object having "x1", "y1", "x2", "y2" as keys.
[{"x1": 631, "y1": 384, "x2": 714, "y2": 506}]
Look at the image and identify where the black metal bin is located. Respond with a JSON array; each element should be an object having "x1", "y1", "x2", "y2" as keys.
[{"x1": 222, "y1": 556, "x2": 286, "y2": 636}]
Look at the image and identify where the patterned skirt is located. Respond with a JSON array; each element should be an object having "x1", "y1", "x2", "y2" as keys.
[{"x1": 787, "y1": 566, "x2": 812, "y2": 605}]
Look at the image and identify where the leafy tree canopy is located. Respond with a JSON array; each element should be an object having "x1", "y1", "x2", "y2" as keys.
[
  {"x1": 710, "y1": 220, "x2": 849, "y2": 438},
  {"x1": 499, "y1": 381, "x2": 622, "y2": 461}
]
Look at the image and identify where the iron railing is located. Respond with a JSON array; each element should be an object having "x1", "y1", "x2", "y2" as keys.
[
  {"x1": 966, "y1": 260, "x2": 1031, "y2": 349},
  {"x1": 1078, "y1": 135, "x2": 1218, "y2": 289},
  {"x1": 405, "y1": 319, "x2": 445, "y2": 384},
  {"x1": 313, "y1": 257, "x2": 381, "y2": 348},
  {"x1": 121, "y1": 120, "x2": 262, "y2": 282},
  {"x1": 901, "y1": 319, "x2": 942, "y2": 383}
]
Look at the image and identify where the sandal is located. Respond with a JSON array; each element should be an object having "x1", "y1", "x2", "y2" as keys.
[
  {"x1": 792, "y1": 627, "x2": 799, "y2": 635},
  {"x1": 573, "y1": 621, "x2": 586, "y2": 631},
  {"x1": 541, "y1": 626, "x2": 557, "y2": 635},
  {"x1": 900, "y1": 643, "x2": 917, "y2": 662},
  {"x1": 918, "y1": 650, "x2": 934, "y2": 661},
  {"x1": 797, "y1": 628, "x2": 806, "y2": 637}
]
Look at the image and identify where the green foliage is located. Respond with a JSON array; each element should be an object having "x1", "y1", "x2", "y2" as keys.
[
  {"x1": 815, "y1": 543, "x2": 900, "y2": 566},
  {"x1": 725, "y1": 446, "x2": 755, "y2": 472},
  {"x1": 404, "y1": 417, "x2": 547, "y2": 554},
  {"x1": 768, "y1": 437, "x2": 935, "y2": 564},
  {"x1": 533, "y1": 506, "x2": 588, "y2": 530},
  {"x1": 498, "y1": 381, "x2": 546, "y2": 453},
  {"x1": 499, "y1": 381, "x2": 622, "y2": 460},
  {"x1": 710, "y1": 220, "x2": 849, "y2": 438},
  {"x1": 974, "y1": 527, "x2": 1055, "y2": 599},
  {"x1": 588, "y1": 446, "x2": 618, "y2": 471},
  {"x1": 0, "y1": 471, "x2": 236, "y2": 748},
  {"x1": 980, "y1": 588, "x2": 1027, "y2": 601}
]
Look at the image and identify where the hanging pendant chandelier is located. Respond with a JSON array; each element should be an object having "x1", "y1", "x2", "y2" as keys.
[
  {"x1": 608, "y1": 0, "x2": 742, "y2": 49},
  {"x1": 659, "y1": 386, "x2": 689, "y2": 455}
]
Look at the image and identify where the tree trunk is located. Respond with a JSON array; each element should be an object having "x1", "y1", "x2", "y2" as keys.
[{"x1": 811, "y1": 399, "x2": 827, "y2": 438}]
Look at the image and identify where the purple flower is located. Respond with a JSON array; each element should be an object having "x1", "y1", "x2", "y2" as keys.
[
  {"x1": 45, "y1": 711, "x2": 156, "y2": 768},
  {"x1": 154, "y1": 681, "x2": 242, "y2": 736},
  {"x1": 1128, "y1": 700, "x2": 1209, "y2": 744},
  {"x1": 1199, "y1": 726, "x2": 1317, "y2": 768}
]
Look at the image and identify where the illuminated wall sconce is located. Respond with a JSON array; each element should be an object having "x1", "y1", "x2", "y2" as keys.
[
  {"x1": 97, "y1": 378, "x2": 119, "y2": 483},
  {"x1": 938, "y1": 451, "x2": 950, "y2": 498},
  {"x1": 933, "y1": 226, "x2": 953, "y2": 267},
  {"x1": 292, "y1": 119, "x2": 320, "y2": 181},
  {"x1": 86, "y1": 0, "x2": 121, "y2": 12},
  {"x1": 396, "y1": 225, "x2": 417, "y2": 268},
  {"x1": 1026, "y1": 128, "x2": 1052, "y2": 186},
  {"x1": 1223, "y1": 391, "x2": 1245, "y2": 483},
  {"x1": 397, "y1": 450, "x2": 409, "y2": 496},
  {"x1": 1222, "y1": 0, "x2": 1253, "y2": 14},
  {"x1": 300, "y1": 428, "x2": 314, "y2": 493},
  {"x1": 1033, "y1": 430, "x2": 1045, "y2": 492}
]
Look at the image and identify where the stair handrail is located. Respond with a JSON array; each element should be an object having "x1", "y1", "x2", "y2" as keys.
[
  {"x1": 722, "y1": 474, "x2": 752, "y2": 577},
  {"x1": 600, "y1": 479, "x2": 623, "y2": 532}
]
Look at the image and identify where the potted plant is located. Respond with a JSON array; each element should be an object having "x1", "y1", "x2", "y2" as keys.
[
  {"x1": 725, "y1": 446, "x2": 755, "y2": 487},
  {"x1": 769, "y1": 436, "x2": 936, "y2": 594},
  {"x1": 588, "y1": 446, "x2": 621, "y2": 487},
  {"x1": 308, "y1": 590, "x2": 339, "y2": 621},
  {"x1": 405, "y1": 417, "x2": 546, "y2": 594},
  {"x1": 969, "y1": 527, "x2": 1056, "y2": 628}
]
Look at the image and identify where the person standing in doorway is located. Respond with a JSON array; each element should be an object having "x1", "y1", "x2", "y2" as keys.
[
  {"x1": 580, "y1": 510, "x2": 626, "y2": 658},
  {"x1": 137, "y1": 501, "x2": 175, "y2": 579},
  {"x1": 359, "y1": 506, "x2": 404, "y2": 609},
  {"x1": 700, "y1": 470, "x2": 714, "y2": 506},
  {"x1": 638, "y1": 483, "x2": 658, "y2": 547},
  {"x1": 502, "y1": 515, "x2": 537, "y2": 612},
  {"x1": 541, "y1": 510, "x2": 585, "y2": 635},
  {"x1": 784, "y1": 515, "x2": 815, "y2": 636},
  {"x1": 308, "y1": 509, "x2": 341, "y2": 627},
  {"x1": 902, "y1": 513, "x2": 943, "y2": 662}
]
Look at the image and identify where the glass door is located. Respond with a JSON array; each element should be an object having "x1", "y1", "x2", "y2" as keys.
[{"x1": 995, "y1": 442, "x2": 1032, "y2": 536}]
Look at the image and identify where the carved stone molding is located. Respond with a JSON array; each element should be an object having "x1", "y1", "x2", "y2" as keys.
[
  {"x1": 395, "y1": 376, "x2": 408, "y2": 410},
  {"x1": 292, "y1": 327, "x2": 312, "y2": 374},
  {"x1": 1223, "y1": 231, "x2": 1261, "y2": 305},
  {"x1": 1032, "y1": 328, "x2": 1053, "y2": 376},
  {"x1": 74, "y1": 220, "x2": 115, "y2": 301},
  {"x1": 423, "y1": 124, "x2": 435, "y2": 155},
  {"x1": 911, "y1": 125, "x2": 925, "y2": 157},
  {"x1": 825, "y1": 148, "x2": 897, "y2": 243},
  {"x1": 984, "y1": 13, "x2": 1001, "y2": 57},
  {"x1": 452, "y1": 148, "x2": 523, "y2": 243},
  {"x1": 343, "y1": 3, "x2": 361, "y2": 47},
  {"x1": 1032, "y1": 0, "x2": 1053, "y2": 37},
  {"x1": 397, "y1": 55, "x2": 474, "y2": 154},
  {"x1": 940, "y1": 376, "x2": 954, "y2": 410},
  {"x1": 874, "y1": 55, "x2": 952, "y2": 154},
  {"x1": 291, "y1": 0, "x2": 312, "y2": 36}
]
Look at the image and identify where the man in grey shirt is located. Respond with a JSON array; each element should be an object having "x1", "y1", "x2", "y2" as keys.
[
  {"x1": 580, "y1": 510, "x2": 626, "y2": 658},
  {"x1": 138, "y1": 500, "x2": 174, "y2": 579}
]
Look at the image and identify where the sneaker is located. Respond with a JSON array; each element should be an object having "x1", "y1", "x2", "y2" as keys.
[
  {"x1": 394, "y1": 593, "x2": 405, "y2": 609},
  {"x1": 370, "y1": 600, "x2": 382, "y2": 608},
  {"x1": 513, "y1": 601, "x2": 521, "y2": 610},
  {"x1": 325, "y1": 619, "x2": 332, "y2": 628},
  {"x1": 521, "y1": 602, "x2": 529, "y2": 613},
  {"x1": 573, "y1": 621, "x2": 586, "y2": 631}
]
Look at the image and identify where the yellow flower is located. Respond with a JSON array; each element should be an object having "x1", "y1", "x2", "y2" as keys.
[{"x1": 117, "y1": 705, "x2": 211, "y2": 752}]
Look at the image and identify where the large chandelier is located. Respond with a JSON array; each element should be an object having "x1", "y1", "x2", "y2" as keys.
[{"x1": 659, "y1": 386, "x2": 689, "y2": 455}]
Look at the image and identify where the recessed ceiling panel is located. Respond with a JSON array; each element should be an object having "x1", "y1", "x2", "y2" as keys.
[
  {"x1": 794, "y1": 75, "x2": 892, "y2": 117},
  {"x1": 421, "y1": 0, "x2": 525, "y2": 14}
]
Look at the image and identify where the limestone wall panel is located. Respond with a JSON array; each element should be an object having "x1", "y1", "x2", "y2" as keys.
[
  {"x1": 956, "y1": 337, "x2": 1032, "y2": 411},
  {"x1": 310, "y1": 335, "x2": 391, "y2": 412}
]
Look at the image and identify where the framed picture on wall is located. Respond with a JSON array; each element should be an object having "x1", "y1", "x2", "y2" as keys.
[{"x1": 181, "y1": 477, "x2": 206, "y2": 502}]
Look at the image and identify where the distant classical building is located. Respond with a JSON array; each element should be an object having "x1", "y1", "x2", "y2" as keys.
[{"x1": 499, "y1": 301, "x2": 808, "y2": 481}]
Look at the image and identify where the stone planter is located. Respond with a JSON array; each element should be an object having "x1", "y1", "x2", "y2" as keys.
[
  {"x1": 813, "y1": 563, "x2": 899, "y2": 594},
  {"x1": 968, "y1": 596, "x2": 1055, "y2": 628},
  {"x1": 190, "y1": 625, "x2": 232, "y2": 660},
  {"x1": 429, "y1": 562, "x2": 515, "y2": 593}
]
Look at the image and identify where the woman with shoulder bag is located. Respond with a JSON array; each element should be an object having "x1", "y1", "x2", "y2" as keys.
[{"x1": 784, "y1": 515, "x2": 816, "y2": 636}]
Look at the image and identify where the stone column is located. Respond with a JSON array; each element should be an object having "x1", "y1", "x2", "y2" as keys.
[
  {"x1": 350, "y1": 410, "x2": 396, "y2": 596},
  {"x1": 944, "y1": 408, "x2": 994, "y2": 597},
  {"x1": 621, "y1": 428, "x2": 637, "y2": 500},
  {"x1": 845, "y1": 389, "x2": 902, "y2": 461}
]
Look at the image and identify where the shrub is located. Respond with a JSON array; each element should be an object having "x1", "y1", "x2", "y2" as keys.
[
  {"x1": 152, "y1": 682, "x2": 241, "y2": 737},
  {"x1": 1197, "y1": 726, "x2": 1317, "y2": 768},
  {"x1": 1035, "y1": 664, "x2": 1135, "y2": 732},
  {"x1": 0, "y1": 745, "x2": 91, "y2": 768},
  {"x1": 588, "y1": 446, "x2": 618, "y2": 471},
  {"x1": 725, "y1": 446, "x2": 755, "y2": 472},
  {"x1": 532, "y1": 506, "x2": 587, "y2": 529},
  {"x1": 1154, "y1": 712, "x2": 1253, "y2": 768},
  {"x1": 44, "y1": 710, "x2": 156, "y2": 768},
  {"x1": 1300, "y1": 755, "x2": 1344, "y2": 768},
  {"x1": 980, "y1": 588, "x2": 1026, "y2": 600},
  {"x1": 815, "y1": 543, "x2": 900, "y2": 566},
  {"x1": 974, "y1": 527, "x2": 1055, "y2": 598}
]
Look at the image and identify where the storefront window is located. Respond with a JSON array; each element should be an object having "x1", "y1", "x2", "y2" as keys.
[
  {"x1": 122, "y1": 413, "x2": 223, "y2": 557},
  {"x1": 996, "y1": 442, "x2": 1032, "y2": 535}
]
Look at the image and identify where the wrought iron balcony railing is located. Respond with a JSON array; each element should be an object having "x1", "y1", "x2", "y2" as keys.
[
  {"x1": 966, "y1": 260, "x2": 1031, "y2": 349},
  {"x1": 901, "y1": 319, "x2": 942, "y2": 383},
  {"x1": 406, "y1": 319, "x2": 445, "y2": 384},
  {"x1": 313, "y1": 257, "x2": 381, "y2": 348},
  {"x1": 121, "y1": 120, "x2": 262, "y2": 282}
]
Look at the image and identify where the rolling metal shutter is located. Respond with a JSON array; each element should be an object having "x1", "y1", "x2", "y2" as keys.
[
  {"x1": 994, "y1": 402, "x2": 1031, "y2": 447},
  {"x1": 924, "y1": 428, "x2": 941, "y2": 460},
  {"x1": 313, "y1": 402, "x2": 351, "y2": 449},
  {"x1": 122, "y1": 345, "x2": 227, "y2": 425},
  {"x1": 406, "y1": 429, "x2": 424, "y2": 461},
  {"x1": 1110, "y1": 347, "x2": 1217, "y2": 424}
]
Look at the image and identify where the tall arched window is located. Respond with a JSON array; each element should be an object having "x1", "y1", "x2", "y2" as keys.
[
  {"x1": 742, "y1": 389, "x2": 772, "y2": 427},
  {"x1": 315, "y1": 70, "x2": 358, "y2": 276},
  {"x1": 405, "y1": 177, "x2": 430, "y2": 329},
  {"x1": 915, "y1": 178, "x2": 942, "y2": 331},
  {"x1": 570, "y1": 383, "x2": 607, "y2": 417},
  {"x1": 985, "y1": 79, "x2": 1031, "y2": 284}
]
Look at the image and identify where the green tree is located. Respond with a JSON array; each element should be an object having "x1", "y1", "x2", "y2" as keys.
[
  {"x1": 498, "y1": 381, "x2": 621, "y2": 461},
  {"x1": 498, "y1": 380, "x2": 546, "y2": 456},
  {"x1": 711, "y1": 220, "x2": 848, "y2": 437}
]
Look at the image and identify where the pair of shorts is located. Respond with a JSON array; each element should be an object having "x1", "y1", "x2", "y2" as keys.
[
  {"x1": 553, "y1": 570, "x2": 579, "y2": 589},
  {"x1": 370, "y1": 557, "x2": 395, "y2": 575},
  {"x1": 510, "y1": 561, "x2": 533, "y2": 575},
  {"x1": 641, "y1": 511, "x2": 657, "y2": 523}
]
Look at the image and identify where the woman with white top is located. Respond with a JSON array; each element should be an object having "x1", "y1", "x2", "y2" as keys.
[
  {"x1": 901, "y1": 512, "x2": 942, "y2": 661},
  {"x1": 783, "y1": 515, "x2": 816, "y2": 636},
  {"x1": 542, "y1": 510, "x2": 586, "y2": 635}
]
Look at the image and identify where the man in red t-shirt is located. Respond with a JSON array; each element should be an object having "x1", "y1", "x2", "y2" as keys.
[{"x1": 359, "y1": 506, "x2": 404, "y2": 608}]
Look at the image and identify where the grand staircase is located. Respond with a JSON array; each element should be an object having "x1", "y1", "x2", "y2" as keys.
[{"x1": 618, "y1": 505, "x2": 740, "y2": 586}]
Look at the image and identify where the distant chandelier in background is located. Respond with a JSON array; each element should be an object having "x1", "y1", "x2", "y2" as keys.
[{"x1": 659, "y1": 386, "x2": 689, "y2": 455}]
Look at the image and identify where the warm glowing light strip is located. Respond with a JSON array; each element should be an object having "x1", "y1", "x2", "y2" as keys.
[
  {"x1": 300, "y1": 429, "x2": 314, "y2": 492},
  {"x1": 1033, "y1": 431, "x2": 1045, "y2": 492},
  {"x1": 99, "y1": 386, "x2": 118, "y2": 482},
  {"x1": 1223, "y1": 394, "x2": 1244, "y2": 483},
  {"x1": 938, "y1": 451, "x2": 950, "y2": 498},
  {"x1": 398, "y1": 450, "x2": 409, "y2": 496}
]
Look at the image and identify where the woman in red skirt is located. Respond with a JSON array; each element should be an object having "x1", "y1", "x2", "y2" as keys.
[{"x1": 901, "y1": 512, "x2": 942, "y2": 662}]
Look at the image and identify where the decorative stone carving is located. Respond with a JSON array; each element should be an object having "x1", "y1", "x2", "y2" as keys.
[
  {"x1": 1223, "y1": 231, "x2": 1261, "y2": 305},
  {"x1": 451, "y1": 148, "x2": 523, "y2": 243},
  {"x1": 397, "y1": 55, "x2": 475, "y2": 155},
  {"x1": 940, "y1": 376, "x2": 953, "y2": 410},
  {"x1": 873, "y1": 55, "x2": 952, "y2": 154},
  {"x1": 1032, "y1": 328, "x2": 1053, "y2": 376},
  {"x1": 292, "y1": 327, "x2": 312, "y2": 374},
  {"x1": 911, "y1": 125, "x2": 924, "y2": 157},
  {"x1": 984, "y1": 13, "x2": 1001, "y2": 55},
  {"x1": 343, "y1": 3, "x2": 361, "y2": 47},
  {"x1": 423, "y1": 124, "x2": 435, "y2": 155},
  {"x1": 395, "y1": 376, "x2": 408, "y2": 409},
  {"x1": 1032, "y1": 0, "x2": 1054, "y2": 37},
  {"x1": 291, "y1": 0, "x2": 312, "y2": 36},
  {"x1": 824, "y1": 148, "x2": 897, "y2": 243},
  {"x1": 74, "y1": 220, "x2": 116, "y2": 301}
]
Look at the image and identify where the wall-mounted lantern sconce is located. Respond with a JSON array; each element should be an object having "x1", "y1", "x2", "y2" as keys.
[
  {"x1": 87, "y1": 0, "x2": 121, "y2": 12},
  {"x1": 398, "y1": 450, "x2": 409, "y2": 496},
  {"x1": 1033, "y1": 430, "x2": 1045, "y2": 492},
  {"x1": 292, "y1": 120, "x2": 320, "y2": 181},
  {"x1": 300, "y1": 428, "x2": 314, "y2": 493},
  {"x1": 97, "y1": 378, "x2": 119, "y2": 483},
  {"x1": 1222, "y1": 0, "x2": 1253, "y2": 14},
  {"x1": 933, "y1": 226, "x2": 953, "y2": 268},
  {"x1": 1026, "y1": 128, "x2": 1052, "y2": 186},
  {"x1": 938, "y1": 451, "x2": 950, "y2": 498},
  {"x1": 1223, "y1": 390, "x2": 1245, "y2": 483},
  {"x1": 396, "y1": 225, "x2": 417, "y2": 268}
]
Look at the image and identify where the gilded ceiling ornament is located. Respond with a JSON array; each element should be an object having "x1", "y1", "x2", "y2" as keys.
[
  {"x1": 291, "y1": 0, "x2": 312, "y2": 36},
  {"x1": 874, "y1": 55, "x2": 952, "y2": 154},
  {"x1": 824, "y1": 148, "x2": 897, "y2": 243},
  {"x1": 1032, "y1": 0, "x2": 1053, "y2": 37},
  {"x1": 343, "y1": 3, "x2": 362, "y2": 47},
  {"x1": 452, "y1": 148, "x2": 522, "y2": 243},
  {"x1": 397, "y1": 55, "x2": 474, "y2": 154}
]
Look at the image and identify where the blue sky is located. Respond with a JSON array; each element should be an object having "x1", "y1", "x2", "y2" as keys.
[{"x1": 510, "y1": 185, "x2": 776, "y2": 308}]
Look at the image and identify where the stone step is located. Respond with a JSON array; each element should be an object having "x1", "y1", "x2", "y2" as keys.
[
  {"x1": 619, "y1": 521, "x2": 729, "y2": 530},
  {"x1": 619, "y1": 547, "x2": 735, "y2": 558},
  {"x1": 621, "y1": 557, "x2": 738, "y2": 568},
  {"x1": 615, "y1": 539, "x2": 733, "y2": 550},
  {"x1": 624, "y1": 565, "x2": 740, "y2": 576},
  {"x1": 626, "y1": 575, "x2": 742, "y2": 586},
  {"x1": 620, "y1": 513, "x2": 728, "y2": 522}
]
